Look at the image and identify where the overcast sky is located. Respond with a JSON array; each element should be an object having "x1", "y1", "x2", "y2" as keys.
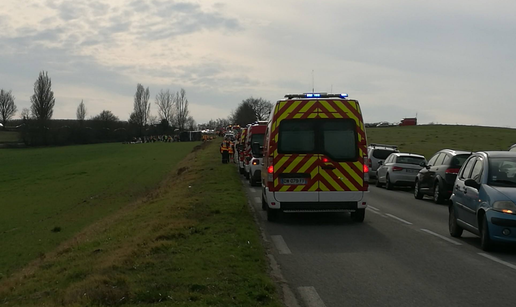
[{"x1": 1, "y1": 0, "x2": 515, "y2": 127}]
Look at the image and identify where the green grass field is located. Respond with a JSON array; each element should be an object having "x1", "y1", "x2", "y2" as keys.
[
  {"x1": 0, "y1": 131, "x2": 21, "y2": 143},
  {"x1": 366, "y1": 125, "x2": 516, "y2": 159},
  {"x1": 0, "y1": 142, "x2": 198, "y2": 278},
  {"x1": 0, "y1": 141, "x2": 282, "y2": 306}
]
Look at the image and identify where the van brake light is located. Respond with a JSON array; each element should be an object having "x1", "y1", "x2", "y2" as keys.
[
  {"x1": 268, "y1": 165, "x2": 274, "y2": 174},
  {"x1": 322, "y1": 157, "x2": 330, "y2": 163},
  {"x1": 363, "y1": 164, "x2": 369, "y2": 173}
]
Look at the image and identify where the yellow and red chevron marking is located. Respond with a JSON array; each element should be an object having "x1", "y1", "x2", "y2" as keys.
[
  {"x1": 270, "y1": 99, "x2": 365, "y2": 148},
  {"x1": 269, "y1": 98, "x2": 368, "y2": 192}
]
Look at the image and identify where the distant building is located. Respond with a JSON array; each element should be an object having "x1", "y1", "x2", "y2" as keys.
[{"x1": 400, "y1": 117, "x2": 417, "y2": 126}]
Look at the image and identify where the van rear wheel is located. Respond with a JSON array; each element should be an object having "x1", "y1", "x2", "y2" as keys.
[{"x1": 350, "y1": 209, "x2": 365, "y2": 223}]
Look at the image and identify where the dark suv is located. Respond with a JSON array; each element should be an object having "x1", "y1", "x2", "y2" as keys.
[{"x1": 414, "y1": 149, "x2": 472, "y2": 203}]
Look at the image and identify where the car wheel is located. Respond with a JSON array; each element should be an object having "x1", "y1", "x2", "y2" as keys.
[
  {"x1": 375, "y1": 177, "x2": 382, "y2": 187},
  {"x1": 350, "y1": 209, "x2": 365, "y2": 223},
  {"x1": 414, "y1": 180, "x2": 424, "y2": 199},
  {"x1": 267, "y1": 207, "x2": 280, "y2": 222},
  {"x1": 480, "y1": 216, "x2": 493, "y2": 251},
  {"x1": 386, "y1": 175, "x2": 394, "y2": 190},
  {"x1": 449, "y1": 206, "x2": 463, "y2": 238},
  {"x1": 261, "y1": 192, "x2": 267, "y2": 211},
  {"x1": 433, "y1": 183, "x2": 444, "y2": 204}
]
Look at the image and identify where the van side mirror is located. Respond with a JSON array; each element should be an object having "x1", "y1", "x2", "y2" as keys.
[{"x1": 464, "y1": 179, "x2": 480, "y2": 190}]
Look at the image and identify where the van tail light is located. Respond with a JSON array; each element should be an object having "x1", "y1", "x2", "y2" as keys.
[
  {"x1": 363, "y1": 156, "x2": 369, "y2": 190},
  {"x1": 445, "y1": 167, "x2": 460, "y2": 175},
  {"x1": 267, "y1": 158, "x2": 274, "y2": 190},
  {"x1": 322, "y1": 157, "x2": 330, "y2": 163},
  {"x1": 392, "y1": 166, "x2": 403, "y2": 171}
]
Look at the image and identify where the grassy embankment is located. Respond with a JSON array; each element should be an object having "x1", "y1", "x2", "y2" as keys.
[
  {"x1": 0, "y1": 141, "x2": 281, "y2": 306},
  {"x1": 0, "y1": 131, "x2": 21, "y2": 143},
  {"x1": 366, "y1": 125, "x2": 516, "y2": 159}
]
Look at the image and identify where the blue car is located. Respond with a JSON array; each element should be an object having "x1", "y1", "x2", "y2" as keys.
[{"x1": 449, "y1": 151, "x2": 516, "y2": 251}]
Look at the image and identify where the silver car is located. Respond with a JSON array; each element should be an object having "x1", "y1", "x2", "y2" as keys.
[
  {"x1": 367, "y1": 143, "x2": 399, "y2": 180},
  {"x1": 376, "y1": 153, "x2": 427, "y2": 190}
]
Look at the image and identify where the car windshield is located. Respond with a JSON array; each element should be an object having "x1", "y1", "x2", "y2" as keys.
[
  {"x1": 488, "y1": 157, "x2": 516, "y2": 187},
  {"x1": 396, "y1": 156, "x2": 425, "y2": 165},
  {"x1": 372, "y1": 149, "x2": 397, "y2": 160},
  {"x1": 451, "y1": 154, "x2": 471, "y2": 167}
]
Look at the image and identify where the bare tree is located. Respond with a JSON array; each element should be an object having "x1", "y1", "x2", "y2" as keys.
[
  {"x1": 30, "y1": 71, "x2": 55, "y2": 122},
  {"x1": 20, "y1": 108, "x2": 30, "y2": 120},
  {"x1": 175, "y1": 88, "x2": 189, "y2": 131},
  {"x1": 231, "y1": 101, "x2": 257, "y2": 126},
  {"x1": 0, "y1": 89, "x2": 17, "y2": 129},
  {"x1": 148, "y1": 115, "x2": 159, "y2": 126},
  {"x1": 76, "y1": 100, "x2": 86, "y2": 122},
  {"x1": 244, "y1": 97, "x2": 273, "y2": 121},
  {"x1": 91, "y1": 110, "x2": 119, "y2": 122},
  {"x1": 130, "y1": 84, "x2": 151, "y2": 136},
  {"x1": 185, "y1": 116, "x2": 196, "y2": 131},
  {"x1": 155, "y1": 89, "x2": 175, "y2": 127}
]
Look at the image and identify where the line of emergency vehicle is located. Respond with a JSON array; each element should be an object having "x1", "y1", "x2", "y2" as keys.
[{"x1": 236, "y1": 93, "x2": 370, "y2": 223}]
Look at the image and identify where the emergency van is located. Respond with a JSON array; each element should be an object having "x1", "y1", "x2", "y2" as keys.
[
  {"x1": 238, "y1": 127, "x2": 248, "y2": 174},
  {"x1": 245, "y1": 122, "x2": 267, "y2": 186},
  {"x1": 261, "y1": 93, "x2": 369, "y2": 222}
]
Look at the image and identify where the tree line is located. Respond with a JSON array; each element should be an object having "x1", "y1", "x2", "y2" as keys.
[{"x1": 0, "y1": 71, "x2": 196, "y2": 145}]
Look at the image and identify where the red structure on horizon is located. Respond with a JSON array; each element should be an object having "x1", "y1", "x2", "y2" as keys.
[{"x1": 400, "y1": 117, "x2": 417, "y2": 126}]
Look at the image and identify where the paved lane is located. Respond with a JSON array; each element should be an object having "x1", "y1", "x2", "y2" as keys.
[{"x1": 244, "y1": 180, "x2": 516, "y2": 307}]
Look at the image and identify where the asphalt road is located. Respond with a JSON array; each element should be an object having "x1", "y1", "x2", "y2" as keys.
[{"x1": 243, "y1": 180, "x2": 516, "y2": 307}]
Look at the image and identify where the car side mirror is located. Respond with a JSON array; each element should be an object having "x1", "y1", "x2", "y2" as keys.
[
  {"x1": 245, "y1": 156, "x2": 251, "y2": 162},
  {"x1": 378, "y1": 161, "x2": 383, "y2": 165},
  {"x1": 464, "y1": 179, "x2": 480, "y2": 190}
]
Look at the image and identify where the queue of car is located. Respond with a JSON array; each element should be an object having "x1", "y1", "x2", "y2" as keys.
[{"x1": 370, "y1": 142, "x2": 516, "y2": 251}]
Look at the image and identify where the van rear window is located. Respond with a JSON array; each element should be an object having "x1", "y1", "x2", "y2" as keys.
[
  {"x1": 278, "y1": 121, "x2": 315, "y2": 153},
  {"x1": 278, "y1": 119, "x2": 358, "y2": 161}
]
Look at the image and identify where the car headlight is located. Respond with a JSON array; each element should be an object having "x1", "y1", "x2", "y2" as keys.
[{"x1": 493, "y1": 201, "x2": 516, "y2": 214}]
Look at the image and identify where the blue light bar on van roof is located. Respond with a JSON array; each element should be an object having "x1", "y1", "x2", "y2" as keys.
[{"x1": 284, "y1": 93, "x2": 350, "y2": 99}]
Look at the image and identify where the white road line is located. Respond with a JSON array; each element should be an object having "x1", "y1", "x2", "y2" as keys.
[
  {"x1": 366, "y1": 208, "x2": 386, "y2": 217},
  {"x1": 385, "y1": 213, "x2": 413, "y2": 225},
  {"x1": 298, "y1": 286, "x2": 327, "y2": 307},
  {"x1": 368, "y1": 205, "x2": 380, "y2": 211},
  {"x1": 254, "y1": 197, "x2": 261, "y2": 204},
  {"x1": 478, "y1": 253, "x2": 516, "y2": 270},
  {"x1": 250, "y1": 188, "x2": 258, "y2": 193},
  {"x1": 420, "y1": 229, "x2": 462, "y2": 246},
  {"x1": 271, "y1": 235, "x2": 292, "y2": 255}
]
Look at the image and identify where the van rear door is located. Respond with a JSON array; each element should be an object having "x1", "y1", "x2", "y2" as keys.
[
  {"x1": 317, "y1": 100, "x2": 366, "y2": 201},
  {"x1": 272, "y1": 101, "x2": 319, "y2": 202}
]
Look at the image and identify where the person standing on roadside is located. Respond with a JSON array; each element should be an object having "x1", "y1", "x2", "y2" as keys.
[{"x1": 220, "y1": 140, "x2": 229, "y2": 163}]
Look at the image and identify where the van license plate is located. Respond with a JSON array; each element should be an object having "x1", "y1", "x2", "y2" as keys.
[{"x1": 282, "y1": 178, "x2": 307, "y2": 185}]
